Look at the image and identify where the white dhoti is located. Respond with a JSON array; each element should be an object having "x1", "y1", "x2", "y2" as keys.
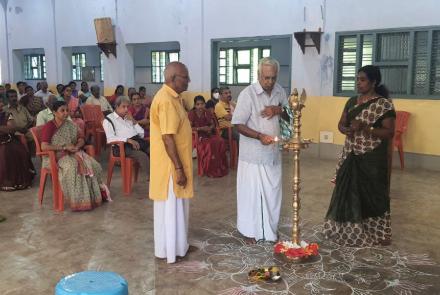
[
  {"x1": 154, "y1": 176, "x2": 189, "y2": 263},
  {"x1": 236, "y1": 160, "x2": 282, "y2": 242}
]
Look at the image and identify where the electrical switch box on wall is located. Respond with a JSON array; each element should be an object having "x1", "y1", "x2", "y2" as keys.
[{"x1": 319, "y1": 131, "x2": 333, "y2": 143}]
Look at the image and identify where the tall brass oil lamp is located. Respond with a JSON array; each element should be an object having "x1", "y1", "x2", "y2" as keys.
[{"x1": 282, "y1": 88, "x2": 312, "y2": 245}]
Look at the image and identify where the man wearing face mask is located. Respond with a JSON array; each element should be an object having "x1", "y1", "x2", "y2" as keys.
[{"x1": 205, "y1": 87, "x2": 220, "y2": 111}]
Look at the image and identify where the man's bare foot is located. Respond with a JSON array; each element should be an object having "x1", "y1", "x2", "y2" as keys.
[{"x1": 244, "y1": 237, "x2": 257, "y2": 245}]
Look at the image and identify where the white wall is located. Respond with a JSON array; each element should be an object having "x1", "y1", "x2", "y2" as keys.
[{"x1": 0, "y1": 0, "x2": 439, "y2": 96}]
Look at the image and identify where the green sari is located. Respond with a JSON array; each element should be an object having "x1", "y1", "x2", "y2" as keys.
[
  {"x1": 324, "y1": 96, "x2": 395, "y2": 247},
  {"x1": 42, "y1": 120, "x2": 103, "y2": 211}
]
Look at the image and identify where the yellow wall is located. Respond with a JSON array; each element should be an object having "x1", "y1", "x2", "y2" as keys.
[
  {"x1": 98, "y1": 88, "x2": 440, "y2": 156},
  {"x1": 302, "y1": 96, "x2": 440, "y2": 156}
]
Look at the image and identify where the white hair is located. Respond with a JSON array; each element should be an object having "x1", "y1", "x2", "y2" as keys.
[{"x1": 258, "y1": 57, "x2": 280, "y2": 74}]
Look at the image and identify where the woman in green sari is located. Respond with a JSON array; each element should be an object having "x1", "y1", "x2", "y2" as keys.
[
  {"x1": 324, "y1": 65, "x2": 396, "y2": 247},
  {"x1": 41, "y1": 101, "x2": 106, "y2": 211}
]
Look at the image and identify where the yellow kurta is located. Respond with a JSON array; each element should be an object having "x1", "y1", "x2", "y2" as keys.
[
  {"x1": 149, "y1": 84, "x2": 193, "y2": 201},
  {"x1": 214, "y1": 100, "x2": 232, "y2": 128}
]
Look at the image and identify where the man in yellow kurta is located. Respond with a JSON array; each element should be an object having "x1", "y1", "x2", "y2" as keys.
[{"x1": 149, "y1": 61, "x2": 193, "y2": 263}]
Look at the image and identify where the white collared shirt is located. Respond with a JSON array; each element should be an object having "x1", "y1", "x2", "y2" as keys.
[
  {"x1": 232, "y1": 82, "x2": 288, "y2": 165},
  {"x1": 34, "y1": 90, "x2": 54, "y2": 104},
  {"x1": 103, "y1": 111, "x2": 144, "y2": 143}
]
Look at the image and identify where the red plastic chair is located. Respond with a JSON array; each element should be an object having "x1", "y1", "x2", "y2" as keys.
[
  {"x1": 80, "y1": 104, "x2": 106, "y2": 157},
  {"x1": 393, "y1": 111, "x2": 410, "y2": 169},
  {"x1": 31, "y1": 126, "x2": 64, "y2": 211},
  {"x1": 31, "y1": 126, "x2": 96, "y2": 211},
  {"x1": 106, "y1": 141, "x2": 140, "y2": 196}
]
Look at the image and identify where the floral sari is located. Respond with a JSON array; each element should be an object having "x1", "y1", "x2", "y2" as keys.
[
  {"x1": 42, "y1": 120, "x2": 103, "y2": 211},
  {"x1": 324, "y1": 96, "x2": 396, "y2": 247}
]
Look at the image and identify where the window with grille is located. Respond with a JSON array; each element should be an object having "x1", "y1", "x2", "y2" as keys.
[
  {"x1": 72, "y1": 53, "x2": 86, "y2": 81},
  {"x1": 24, "y1": 54, "x2": 46, "y2": 80},
  {"x1": 218, "y1": 47, "x2": 271, "y2": 85},
  {"x1": 151, "y1": 51, "x2": 180, "y2": 83},
  {"x1": 334, "y1": 27, "x2": 440, "y2": 98}
]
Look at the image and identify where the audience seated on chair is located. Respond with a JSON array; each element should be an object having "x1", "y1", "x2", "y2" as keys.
[
  {"x1": 37, "y1": 95, "x2": 70, "y2": 127},
  {"x1": 78, "y1": 81, "x2": 92, "y2": 104},
  {"x1": 0, "y1": 90, "x2": 35, "y2": 191},
  {"x1": 128, "y1": 92, "x2": 150, "y2": 138},
  {"x1": 205, "y1": 87, "x2": 220, "y2": 113},
  {"x1": 16, "y1": 81, "x2": 27, "y2": 100},
  {"x1": 107, "y1": 85, "x2": 125, "y2": 108},
  {"x1": 59, "y1": 85, "x2": 85, "y2": 135},
  {"x1": 34, "y1": 81, "x2": 53, "y2": 105},
  {"x1": 139, "y1": 86, "x2": 153, "y2": 107},
  {"x1": 68, "y1": 81, "x2": 79, "y2": 98},
  {"x1": 40, "y1": 100, "x2": 107, "y2": 211},
  {"x1": 214, "y1": 86, "x2": 239, "y2": 142},
  {"x1": 189, "y1": 95, "x2": 228, "y2": 177},
  {"x1": 20, "y1": 85, "x2": 45, "y2": 116},
  {"x1": 86, "y1": 85, "x2": 113, "y2": 116},
  {"x1": 103, "y1": 96, "x2": 149, "y2": 172},
  {"x1": 3, "y1": 88, "x2": 35, "y2": 149}
]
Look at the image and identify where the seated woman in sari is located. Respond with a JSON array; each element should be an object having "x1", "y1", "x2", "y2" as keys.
[
  {"x1": 107, "y1": 85, "x2": 124, "y2": 108},
  {"x1": 0, "y1": 91, "x2": 35, "y2": 191},
  {"x1": 60, "y1": 85, "x2": 85, "y2": 135},
  {"x1": 324, "y1": 65, "x2": 395, "y2": 247},
  {"x1": 188, "y1": 95, "x2": 228, "y2": 178},
  {"x1": 128, "y1": 92, "x2": 150, "y2": 138},
  {"x1": 41, "y1": 101, "x2": 108, "y2": 211}
]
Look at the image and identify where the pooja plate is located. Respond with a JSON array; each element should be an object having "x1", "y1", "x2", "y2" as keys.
[{"x1": 248, "y1": 266, "x2": 281, "y2": 283}]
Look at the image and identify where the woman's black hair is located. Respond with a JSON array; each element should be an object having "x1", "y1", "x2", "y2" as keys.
[
  {"x1": 60, "y1": 84, "x2": 71, "y2": 96},
  {"x1": 115, "y1": 85, "x2": 124, "y2": 94},
  {"x1": 211, "y1": 87, "x2": 219, "y2": 94},
  {"x1": 193, "y1": 95, "x2": 206, "y2": 105},
  {"x1": 358, "y1": 65, "x2": 390, "y2": 98},
  {"x1": 51, "y1": 100, "x2": 67, "y2": 112},
  {"x1": 130, "y1": 92, "x2": 140, "y2": 100}
]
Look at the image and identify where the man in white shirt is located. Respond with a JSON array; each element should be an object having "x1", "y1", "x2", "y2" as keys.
[
  {"x1": 36, "y1": 95, "x2": 57, "y2": 126},
  {"x1": 16, "y1": 81, "x2": 27, "y2": 101},
  {"x1": 103, "y1": 96, "x2": 149, "y2": 170},
  {"x1": 86, "y1": 85, "x2": 113, "y2": 115},
  {"x1": 232, "y1": 57, "x2": 288, "y2": 243},
  {"x1": 34, "y1": 81, "x2": 53, "y2": 104}
]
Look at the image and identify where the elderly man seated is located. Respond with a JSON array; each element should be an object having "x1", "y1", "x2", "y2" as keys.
[
  {"x1": 85, "y1": 85, "x2": 113, "y2": 115},
  {"x1": 103, "y1": 96, "x2": 149, "y2": 171},
  {"x1": 34, "y1": 81, "x2": 53, "y2": 104},
  {"x1": 36, "y1": 95, "x2": 58, "y2": 126}
]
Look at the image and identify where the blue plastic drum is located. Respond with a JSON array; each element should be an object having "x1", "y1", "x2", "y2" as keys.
[{"x1": 55, "y1": 271, "x2": 128, "y2": 295}]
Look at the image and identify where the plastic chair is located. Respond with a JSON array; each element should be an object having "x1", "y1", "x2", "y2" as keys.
[
  {"x1": 80, "y1": 104, "x2": 106, "y2": 156},
  {"x1": 55, "y1": 271, "x2": 128, "y2": 295},
  {"x1": 393, "y1": 111, "x2": 410, "y2": 169},
  {"x1": 31, "y1": 126, "x2": 96, "y2": 212},
  {"x1": 106, "y1": 141, "x2": 140, "y2": 195},
  {"x1": 31, "y1": 126, "x2": 64, "y2": 211},
  {"x1": 213, "y1": 116, "x2": 238, "y2": 169}
]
